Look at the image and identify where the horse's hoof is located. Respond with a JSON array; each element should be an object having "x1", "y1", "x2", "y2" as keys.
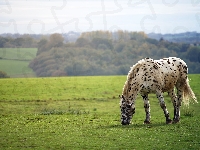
[
  {"x1": 172, "y1": 119, "x2": 180, "y2": 124},
  {"x1": 143, "y1": 120, "x2": 151, "y2": 124},
  {"x1": 166, "y1": 119, "x2": 173, "y2": 124}
]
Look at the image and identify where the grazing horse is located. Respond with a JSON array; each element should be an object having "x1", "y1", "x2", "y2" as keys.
[{"x1": 119, "y1": 57, "x2": 197, "y2": 125}]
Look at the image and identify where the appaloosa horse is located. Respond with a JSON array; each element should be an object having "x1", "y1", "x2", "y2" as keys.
[{"x1": 119, "y1": 57, "x2": 197, "y2": 125}]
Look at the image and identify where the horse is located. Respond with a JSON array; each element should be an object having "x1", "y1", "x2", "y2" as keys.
[{"x1": 119, "y1": 57, "x2": 197, "y2": 125}]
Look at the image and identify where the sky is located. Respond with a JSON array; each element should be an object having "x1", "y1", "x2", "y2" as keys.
[{"x1": 0, "y1": 0, "x2": 200, "y2": 34}]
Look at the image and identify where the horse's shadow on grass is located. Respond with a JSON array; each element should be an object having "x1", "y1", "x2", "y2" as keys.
[{"x1": 100, "y1": 122, "x2": 175, "y2": 129}]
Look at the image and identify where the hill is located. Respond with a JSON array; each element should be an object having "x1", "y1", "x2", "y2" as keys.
[
  {"x1": 148, "y1": 32, "x2": 200, "y2": 44},
  {"x1": 0, "y1": 48, "x2": 37, "y2": 77},
  {"x1": 29, "y1": 31, "x2": 200, "y2": 77},
  {"x1": 1, "y1": 31, "x2": 200, "y2": 77}
]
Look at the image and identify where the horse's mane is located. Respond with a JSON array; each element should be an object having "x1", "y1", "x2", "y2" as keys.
[{"x1": 122, "y1": 58, "x2": 147, "y2": 98}]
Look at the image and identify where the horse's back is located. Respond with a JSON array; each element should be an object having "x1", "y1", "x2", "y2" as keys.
[
  {"x1": 156, "y1": 57, "x2": 188, "y2": 91},
  {"x1": 156, "y1": 57, "x2": 187, "y2": 79},
  {"x1": 136, "y1": 57, "x2": 188, "y2": 93}
]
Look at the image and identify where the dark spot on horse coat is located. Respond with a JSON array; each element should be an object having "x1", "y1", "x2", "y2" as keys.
[
  {"x1": 183, "y1": 66, "x2": 187, "y2": 70},
  {"x1": 153, "y1": 64, "x2": 158, "y2": 69},
  {"x1": 153, "y1": 79, "x2": 158, "y2": 83},
  {"x1": 157, "y1": 62, "x2": 161, "y2": 65}
]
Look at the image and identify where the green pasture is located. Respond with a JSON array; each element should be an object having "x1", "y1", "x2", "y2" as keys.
[
  {"x1": 0, "y1": 75, "x2": 200, "y2": 149},
  {"x1": 0, "y1": 48, "x2": 37, "y2": 60},
  {"x1": 0, "y1": 48, "x2": 37, "y2": 77}
]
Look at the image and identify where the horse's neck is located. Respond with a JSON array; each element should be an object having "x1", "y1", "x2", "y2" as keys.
[{"x1": 123, "y1": 78, "x2": 138, "y2": 102}]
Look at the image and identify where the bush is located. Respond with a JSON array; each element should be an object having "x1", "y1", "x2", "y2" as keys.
[{"x1": 0, "y1": 71, "x2": 10, "y2": 78}]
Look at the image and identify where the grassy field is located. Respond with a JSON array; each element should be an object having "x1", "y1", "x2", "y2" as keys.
[
  {"x1": 0, "y1": 48, "x2": 37, "y2": 77},
  {"x1": 0, "y1": 75, "x2": 200, "y2": 149}
]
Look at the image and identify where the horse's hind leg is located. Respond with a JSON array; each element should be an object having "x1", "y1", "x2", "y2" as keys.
[
  {"x1": 156, "y1": 91, "x2": 172, "y2": 124},
  {"x1": 173, "y1": 84, "x2": 184, "y2": 123},
  {"x1": 142, "y1": 94, "x2": 151, "y2": 124}
]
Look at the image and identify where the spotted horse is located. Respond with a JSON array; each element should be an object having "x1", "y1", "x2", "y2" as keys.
[{"x1": 119, "y1": 57, "x2": 198, "y2": 125}]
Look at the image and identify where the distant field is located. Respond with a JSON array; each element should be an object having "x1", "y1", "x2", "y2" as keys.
[
  {"x1": 0, "y1": 48, "x2": 37, "y2": 77},
  {"x1": 0, "y1": 75, "x2": 200, "y2": 149}
]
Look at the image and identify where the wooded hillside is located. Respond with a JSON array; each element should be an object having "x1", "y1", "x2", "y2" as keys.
[
  {"x1": 1, "y1": 31, "x2": 200, "y2": 77},
  {"x1": 28, "y1": 31, "x2": 200, "y2": 76}
]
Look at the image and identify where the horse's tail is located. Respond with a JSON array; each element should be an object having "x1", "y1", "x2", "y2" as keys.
[{"x1": 182, "y1": 77, "x2": 198, "y2": 106}]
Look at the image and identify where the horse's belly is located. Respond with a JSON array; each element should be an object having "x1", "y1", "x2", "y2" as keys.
[
  {"x1": 140, "y1": 86, "x2": 156, "y2": 94},
  {"x1": 161, "y1": 73, "x2": 177, "y2": 92},
  {"x1": 162, "y1": 81, "x2": 175, "y2": 92}
]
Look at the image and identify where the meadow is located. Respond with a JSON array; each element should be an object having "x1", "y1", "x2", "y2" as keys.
[
  {"x1": 0, "y1": 48, "x2": 37, "y2": 77},
  {"x1": 0, "y1": 75, "x2": 200, "y2": 149}
]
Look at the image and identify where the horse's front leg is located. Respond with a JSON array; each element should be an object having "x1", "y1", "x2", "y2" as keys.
[
  {"x1": 156, "y1": 91, "x2": 172, "y2": 124},
  {"x1": 142, "y1": 94, "x2": 151, "y2": 124}
]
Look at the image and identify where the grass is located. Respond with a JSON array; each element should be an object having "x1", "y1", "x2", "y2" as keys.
[
  {"x1": 0, "y1": 48, "x2": 37, "y2": 77},
  {"x1": 0, "y1": 75, "x2": 200, "y2": 149}
]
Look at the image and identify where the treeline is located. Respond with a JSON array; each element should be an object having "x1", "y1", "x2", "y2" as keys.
[
  {"x1": 28, "y1": 31, "x2": 200, "y2": 76},
  {"x1": 1, "y1": 31, "x2": 200, "y2": 76},
  {"x1": 148, "y1": 32, "x2": 200, "y2": 44},
  {"x1": 0, "y1": 32, "x2": 80, "y2": 47},
  {"x1": 0, "y1": 34, "x2": 37, "y2": 48}
]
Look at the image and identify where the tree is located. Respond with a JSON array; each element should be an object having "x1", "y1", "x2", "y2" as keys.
[
  {"x1": 186, "y1": 47, "x2": 200, "y2": 62},
  {"x1": 13, "y1": 38, "x2": 24, "y2": 47},
  {"x1": 48, "y1": 33, "x2": 64, "y2": 48},
  {"x1": 180, "y1": 43, "x2": 190, "y2": 52},
  {"x1": 91, "y1": 38, "x2": 113, "y2": 50},
  {"x1": 37, "y1": 39, "x2": 48, "y2": 55},
  {"x1": 0, "y1": 71, "x2": 10, "y2": 78},
  {"x1": 75, "y1": 38, "x2": 89, "y2": 47},
  {"x1": 145, "y1": 38, "x2": 159, "y2": 45},
  {"x1": 0, "y1": 37, "x2": 8, "y2": 48},
  {"x1": 159, "y1": 37, "x2": 164, "y2": 42},
  {"x1": 114, "y1": 42, "x2": 126, "y2": 52}
]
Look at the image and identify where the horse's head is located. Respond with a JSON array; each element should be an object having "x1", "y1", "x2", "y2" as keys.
[{"x1": 119, "y1": 95, "x2": 135, "y2": 125}]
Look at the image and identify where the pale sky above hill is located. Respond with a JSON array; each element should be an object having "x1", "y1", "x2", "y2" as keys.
[{"x1": 0, "y1": 0, "x2": 200, "y2": 34}]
